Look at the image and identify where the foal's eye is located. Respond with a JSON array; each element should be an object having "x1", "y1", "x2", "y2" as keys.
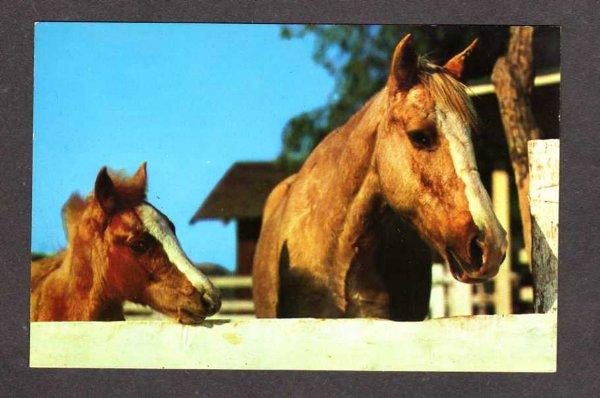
[
  {"x1": 408, "y1": 129, "x2": 436, "y2": 150},
  {"x1": 129, "y1": 238, "x2": 151, "y2": 254}
]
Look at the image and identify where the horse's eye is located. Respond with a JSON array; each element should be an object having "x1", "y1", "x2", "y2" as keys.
[
  {"x1": 130, "y1": 239, "x2": 151, "y2": 254},
  {"x1": 408, "y1": 129, "x2": 435, "y2": 150}
]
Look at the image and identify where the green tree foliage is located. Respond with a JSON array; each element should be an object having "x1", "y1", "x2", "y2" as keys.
[{"x1": 278, "y1": 25, "x2": 559, "y2": 169}]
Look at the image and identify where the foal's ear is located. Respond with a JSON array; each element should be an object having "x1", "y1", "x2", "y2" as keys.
[
  {"x1": 388, "y1": 34, "x2": 418, "y2": 91},
  {"x1": 130, "y1": 162, "x2": 148, "y2": 193},
  {"x1": 444, "y1": 38, "x2": 479, "y2": 81},
  {"x1": 94, "y1": 167, "x2": 117, "y2": 214}
]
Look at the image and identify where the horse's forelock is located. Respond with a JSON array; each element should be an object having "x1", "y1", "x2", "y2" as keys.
[{"x1": 416, "y1": 57, "x2": 478, "y2": 132}]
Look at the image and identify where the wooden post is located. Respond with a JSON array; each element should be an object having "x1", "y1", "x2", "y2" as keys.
[
  {"x1": 236, "y1": 218, "x2": 261, "y2": 275},
  {"x1": 492, "y1": 170, "x2": 512, "y2": 314},
  {"x1": 528, "y1": 139, "x2": 559, "y2": 313},
  {"x1": 492, "y1": 26, "x2": 543, "y2": 263}
]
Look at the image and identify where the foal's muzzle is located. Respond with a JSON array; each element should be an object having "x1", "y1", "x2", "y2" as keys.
[
  {"x1": 176, "y1": 287, "x2": 221, "y2": 325},
  {"x1": 200, "y1": 289, "x2": 221, "y2": 316}
]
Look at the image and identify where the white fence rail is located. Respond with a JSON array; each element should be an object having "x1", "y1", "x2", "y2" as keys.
[
  {"x1": 30, "y1": 314, "x2": 556, "y2": 371},
  {"x1": 210, "y1": 275, "x2": 252, "y2": 289}
]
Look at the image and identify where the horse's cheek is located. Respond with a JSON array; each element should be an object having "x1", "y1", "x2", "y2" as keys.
[
  {"x1": 105, "y1": 247, "x2": 140, "y2": 295},
  {"x1": 378, "y1": 144, "x2": 413, "y2": 208}
]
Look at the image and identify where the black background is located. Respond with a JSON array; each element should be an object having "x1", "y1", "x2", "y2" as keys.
[{"x1": 1, "y1": 1, "x2": 598, "y2": 396}]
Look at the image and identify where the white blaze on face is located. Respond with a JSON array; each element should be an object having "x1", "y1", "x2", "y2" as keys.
[
  {"x1": 436, "y1": 107, "x2": 507, "y2": 258},
  {"x1": 135, "y1": 204, "x2": 217, "y2": 294}
]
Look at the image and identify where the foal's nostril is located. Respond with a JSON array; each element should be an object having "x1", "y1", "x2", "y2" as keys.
[
  {"x1": 469, "y1": 236, "x2": 484, "y2": 271},
  {"x1": 200, "y1": 292, "x2": 221, "y2": 315}
]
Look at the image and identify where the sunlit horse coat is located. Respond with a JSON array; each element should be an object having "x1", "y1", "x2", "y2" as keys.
[{"x1": 253, "y1": 35, "x2": 507, "y2": 320}]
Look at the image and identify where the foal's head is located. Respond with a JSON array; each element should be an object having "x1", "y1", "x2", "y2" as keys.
[
  {"x1": 375, "y1": 35, "x2": 507, "y2": 283},
  {"x1": 73, "y1": 163, "x2": 220, "y2": 323}
]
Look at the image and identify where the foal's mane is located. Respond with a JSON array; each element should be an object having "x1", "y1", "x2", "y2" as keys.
[
  {"x1": 32, "y1": 166, "x2": 150, "y2": 317},
  {"x1": 31, "y1": 194, "x2": 87, "y2": 292},
  {"x1": 62, "y1": 193, "x2": 86, "y2": 241},
  {"x1": 60, "y1": 169, "x2": 147, "y2": 241}
]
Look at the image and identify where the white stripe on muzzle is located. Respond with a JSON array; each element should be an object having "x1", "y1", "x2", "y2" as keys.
[
  {"x1": 135, "y1": 204, "x2": 216, "y2": 293},
  {"x1": 436, "y1": 107, "x2": 505, "y2": 241}
]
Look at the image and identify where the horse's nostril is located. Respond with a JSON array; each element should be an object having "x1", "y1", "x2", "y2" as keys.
[
  {"x1": 469, "y1": 236, "x2": 484, "y2": 270},
  {"x1": 498, "y1": 251, "x2": 507, "y2": 265}
]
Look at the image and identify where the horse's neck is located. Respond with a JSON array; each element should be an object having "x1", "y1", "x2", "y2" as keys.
[
  {"x1": 329, "y1": 167, "x2": 384, "y2": 306},
  {"x1": 31, "y1": 251, "x2": 65, "y2": 291},
  {"x1": 51, "y1": 237, "x2": 121, "y2": 320},
  {"x1": 333, "y1": 90, "x2": 384, "y2": 205},
  {"x1": 306, "y1": 90, "x2": 388, "y2": 307},
  {"x1": 308, "y1": 89, "x2": 386, "y2": 205}
]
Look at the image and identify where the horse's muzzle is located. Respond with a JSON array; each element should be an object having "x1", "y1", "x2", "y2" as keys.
[{"x1": 446, "y1": 230, "x2": 507, "y2": 284}]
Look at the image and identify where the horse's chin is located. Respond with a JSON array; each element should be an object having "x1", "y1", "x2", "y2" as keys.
[
  {"x1": 176, "y1": 307, "x2": 207, "y2": 325},
  {"x1": 446, "y1": 249, "x2": 487, "y2": 284}
]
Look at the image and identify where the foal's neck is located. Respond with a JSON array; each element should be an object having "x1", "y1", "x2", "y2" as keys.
[{"x1": 57, "y1": 234, "x2": 124, "y2": 321}]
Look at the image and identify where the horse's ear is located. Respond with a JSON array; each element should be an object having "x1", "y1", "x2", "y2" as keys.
[
  {"x1": 130, "y1": 162, "x2": 147, "y2": 194},
  {"x1": 444, "y1": 38, "x2": 479, "y2": 81},
  {"x1": 388, "y1": 34, "x2": 418, "y2": 91},
  {"x1": 94, "y1": 167, "x2": 117, "y2": 214}
]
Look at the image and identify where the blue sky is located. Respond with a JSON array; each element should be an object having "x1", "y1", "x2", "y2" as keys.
[{"x1": 33, "y1": 23, "x2": 334, "y2": 270}]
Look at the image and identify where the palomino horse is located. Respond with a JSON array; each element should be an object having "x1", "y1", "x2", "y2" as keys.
[
  {"x1": 253, "y1": 35, "x2": 507, "y2": 320},
  {"x1": 31, "y1": 163, "x2": 221, "y2": 324}
]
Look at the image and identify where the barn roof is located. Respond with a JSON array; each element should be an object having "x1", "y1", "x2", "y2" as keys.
[{"x1": 190, "y1": 161, "x2": 292, "y2": 223}]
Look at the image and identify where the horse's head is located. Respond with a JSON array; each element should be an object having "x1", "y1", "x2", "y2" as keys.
[
  {"x1": 375, "y1": 34, "x2": 507, "y2": 283},
  {"x1": 87, "y1": 163, "x2": 221, "y2": 323}
]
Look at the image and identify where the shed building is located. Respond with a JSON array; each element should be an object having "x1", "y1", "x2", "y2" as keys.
[{"x1": 190, "y1": 162, "x2": 292, "y2": 275}]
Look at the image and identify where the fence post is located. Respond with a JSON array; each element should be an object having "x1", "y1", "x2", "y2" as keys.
[
  {"x1": 447, "y1": 273, "x2": 472, "y2": 316},
  {"x1": 429, "y1": 262, "x2": 446, "y2": 318},
  {"x1": 528, "y1": 139, "x2": 559, "y2": 313}
]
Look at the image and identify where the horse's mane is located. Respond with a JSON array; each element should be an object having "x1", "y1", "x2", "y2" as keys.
[
  {"x1": 31, "y1": 251, "x2": 66, "y2": 291},
  {"x1": 346, "y1": 57, "x2": 478, "y2": 135},
  {"x1": 416, "y1": 56, "x2": 478, "y2": 130},
  {"x1": 62, "y1": 193, "x2": 86, "y2": 241},
  {"x1": 55, "y1": 167, "x2": 147, "y2": 251}
]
